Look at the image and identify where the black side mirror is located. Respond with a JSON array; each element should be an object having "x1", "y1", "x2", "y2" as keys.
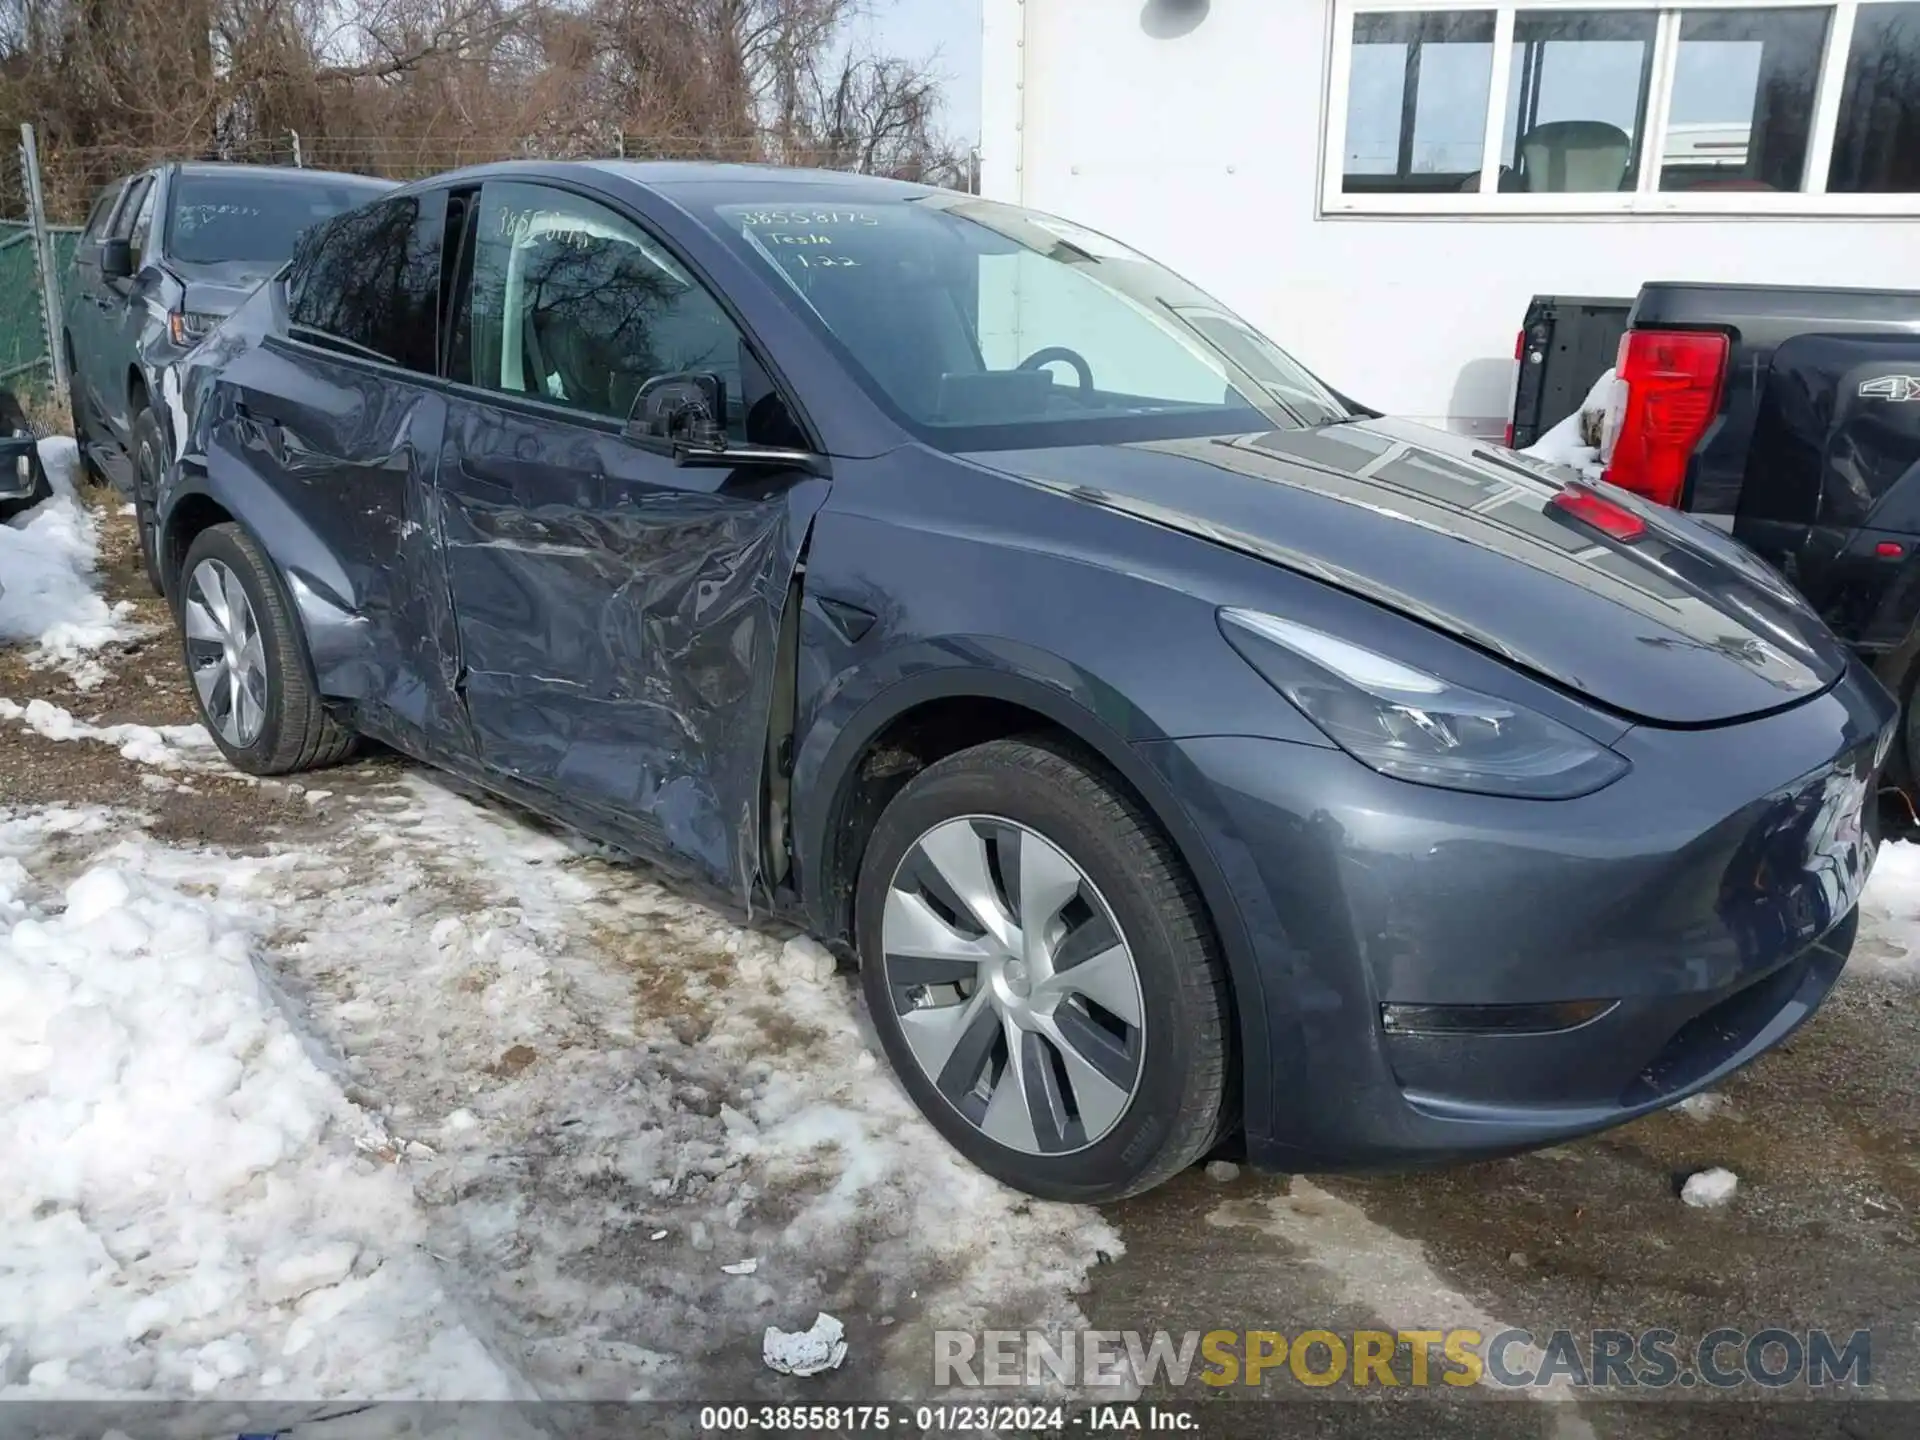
[
  {"x1": 100, "y1": 239, "x2": 132, "y2": 281},
  {"x1": 626, "y1": 372, "x2": 727, "y2": 447}
]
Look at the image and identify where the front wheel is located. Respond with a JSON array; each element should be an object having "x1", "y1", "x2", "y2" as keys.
[
  {"x1": 131, "y1": 408, "x2": 166, "y2": 596},
  {"x1": 175, "y1": 522, "x2": 357, "y2": 775},
  {"x1": 856, "y1": 737, "x2": 1233, "y2": 1202}
]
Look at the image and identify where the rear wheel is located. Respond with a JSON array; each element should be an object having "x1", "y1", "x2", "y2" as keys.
[
  {"x1": 63, "y1": 352, "x2": 104, "y2": 486},
  {"x1": 856, "y1": 737, "x2": 1233, "y2": 1202},
  {"x1": 176, "y1": 523, "x2": 357, "y2": 775}
]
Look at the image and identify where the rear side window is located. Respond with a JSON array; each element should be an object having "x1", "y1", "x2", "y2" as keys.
[{"x1": 287, "y1": 192, "x2": 445, "y2": 374}]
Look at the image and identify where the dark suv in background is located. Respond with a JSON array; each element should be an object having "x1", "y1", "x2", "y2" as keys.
[{"x1": 64, "y1": 162, "x2": 393, "y2": 589}]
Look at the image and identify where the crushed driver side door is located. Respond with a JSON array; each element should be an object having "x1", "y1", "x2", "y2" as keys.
[{"x1": 434, "y1": 177, "x2": 827, "y2": 901}]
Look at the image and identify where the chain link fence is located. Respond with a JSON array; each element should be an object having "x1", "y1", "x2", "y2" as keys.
[
  {"x1": 0, "y1": 128, "x2": 979, "y2": 405},
  {"x1": 0, "y1": 132, "x2": 79, "y2": 406}
]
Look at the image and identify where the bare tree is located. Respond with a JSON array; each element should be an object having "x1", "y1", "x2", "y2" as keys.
[{"x1": 0, "y1": 0, "x2": 971, "y2": 219}]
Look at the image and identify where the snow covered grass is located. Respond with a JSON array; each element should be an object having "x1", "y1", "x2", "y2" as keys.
[
  {"x1": 0, "y1": 809, "x2": 520, "y2": 1400},
  {"x1": 0, "y1": 438, "x2": 142, "y2": 690},
  {"x1": 1520, "y1": 368, "x2": 1614, "y2": 481}
]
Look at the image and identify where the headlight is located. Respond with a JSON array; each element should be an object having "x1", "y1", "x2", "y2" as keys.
[
  {"x1": 168, "y1": 311, "x2": 219, "y2": 346},
  {"x1": 1218, "y1": 608, "x2": 1629, "y2": 800}
]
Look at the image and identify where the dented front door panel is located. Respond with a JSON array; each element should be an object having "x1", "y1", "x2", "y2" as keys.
[{"x1": 437, "y1": 395, "x2": 827, "y2": 898}]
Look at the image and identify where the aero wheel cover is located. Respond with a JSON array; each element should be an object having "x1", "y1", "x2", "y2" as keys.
[
  {"x1": 881, "y1": 815, "x2": 1146, "y2": 1156},
  {"x1": 182, "y1": 558, "x2": 268, "y2": 748}
]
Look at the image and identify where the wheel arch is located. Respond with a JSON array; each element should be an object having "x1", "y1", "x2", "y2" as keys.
[{"x1": 796, "y1": 664, "x2": 1270, "y2": 1132}]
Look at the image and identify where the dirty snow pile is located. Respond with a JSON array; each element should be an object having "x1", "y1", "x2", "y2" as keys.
[
  {"x1": 0, "y1": 697, "x2": 216, "y2": 773},
  {"x1": 0, "y1": 809, "x2": 521, "y2": 1399},
  {"x1": 0, "y1": 438, "x2": 138, "y2": 688},
  {"x1": 1520, "y1": 368, "x2": 1613, "y2": 480},
  {"x1": 1856, "y1": 838, "x2": 1920, "y2": 977},
  {"x1": 108, "y1": 776, "x2": 1128, "y2": 1399}
]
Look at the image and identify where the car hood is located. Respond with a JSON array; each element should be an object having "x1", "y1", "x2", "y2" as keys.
[
  {"x1": 963, "y1": 417, "x2": 1849, "y2": 726},
  {"x1": 173, "y1": 261, "x2": 277, "y2": 318}
]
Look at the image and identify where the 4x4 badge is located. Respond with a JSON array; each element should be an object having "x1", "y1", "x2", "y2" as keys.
[{"x1": 1860, "y1": 375, "x2": 1920, "y2": 402}]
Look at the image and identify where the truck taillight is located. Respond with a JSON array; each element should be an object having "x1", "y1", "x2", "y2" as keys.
[{"x1": 1603, "y1": 329, "x2": 1727, "y2": 509}]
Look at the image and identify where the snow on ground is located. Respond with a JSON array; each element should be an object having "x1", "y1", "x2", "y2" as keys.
[
  {"x1": 1855, "y1": 838, "x2": 1920, "y2": 978},
  {"x1": 1520, "y1": 368, "x2": 1615, "y2": 481},
  {"x1": 0, "y1": 439, "x2": 141, "y2": 690},
  {"x1": 0, "y1": 773, "x2": 1122, "y2": 1402},
  {"x1": 0, "y1": 697, "x2": 217, "y2": 773},
  {"x1": 83, "y1": 775, "x2": 1126, "y2": 1400},
  {"x1": 0, "y1": 447, "x2": 1122, "y2": 1404},
  {"x1": 0, "y1": 809, "x2": 522, "y2": 1400}
]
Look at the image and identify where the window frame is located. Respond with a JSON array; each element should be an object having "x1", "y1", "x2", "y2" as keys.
[{"x1": 1321, "y1": 0, "x2": 1920, "y2": 215}]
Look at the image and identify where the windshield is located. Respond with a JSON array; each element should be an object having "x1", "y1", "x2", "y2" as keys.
[
  {"x1": 706, "y1": 192, "x2": 1350, "y2": 450},
  {"x1": 167, "y1": 173, "x2": 391, "y2": 268}
]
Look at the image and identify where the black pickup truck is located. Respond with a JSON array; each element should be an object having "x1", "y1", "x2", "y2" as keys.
[{"x1": 1536, "y1": 282, "x2": 1920, "y2": 777}]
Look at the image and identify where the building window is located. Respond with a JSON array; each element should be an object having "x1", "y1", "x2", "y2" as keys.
[
  {"x1": 1662, "y1": 8, "x2": 1828, "y2": 192},
  {"x1": 1829, "y1": 1, "x2": 1920, "y2": 191},
  {"x1": 1500, "y1": 10, "x2": 1658, "y2": 191},
  {"x1": 1342, "y1": 11, "x2": 1496, "y2": 193},
  {"x1": 1326, "y1": 0, "x2": 1920, "y2": 212}
]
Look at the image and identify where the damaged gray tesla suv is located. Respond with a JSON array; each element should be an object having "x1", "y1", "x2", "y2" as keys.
[{"x1": 159, "y1": 161, "x2": 1894, "y2": 1201}]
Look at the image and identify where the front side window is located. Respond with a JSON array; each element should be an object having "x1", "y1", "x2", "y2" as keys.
[
  {"x1": 707, "y1": 195, "x2": 1349, "y2": 450},
  {"x1": 451, "y1": 181, "x2": 747, "y2": 436},
  {"x1": 109, "y1": 178, "x2": 151, "y2": 243},
  {"x1": 286, "y1": 193, "x2": 443, "y2": 373},
  {"x1": 81, "y1": 183, "x2": 123, "y2": 242},
  {"x1": 1830, "y1": 2, "x2": 1920, "y2": 192},
  {"x1": 127, "y1": 184, "x2": 157, "y2": 269},
  {"x1": 169, "y1": 173, "x2": 392, "y2": 268}
]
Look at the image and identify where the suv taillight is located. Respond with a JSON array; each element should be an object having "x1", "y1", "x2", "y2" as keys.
[{"x1": 1603, "y1": 329, "x2": 1728, "y2": 509}]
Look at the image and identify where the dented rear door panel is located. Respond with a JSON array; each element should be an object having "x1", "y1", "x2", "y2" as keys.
[
  {"x1": 195, "y1": 337, "x2": 463, "y2": 755},
  {"x1": 437, "y1": 393, "x2": 827, "y2": 897}
]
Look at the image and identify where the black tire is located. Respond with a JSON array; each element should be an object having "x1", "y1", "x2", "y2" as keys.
[
  {"x1": 131, "y1": 408, "x2": 166, "y2": 596},
  {"x1": 856, "y1": 736, "x2": 1233, "y2": 1202},
  {"x1": 63, "y1": 358, "x2": 105, "y2": 487},
  {"x1": 175, "y1": 522, "x2": 357, "y2": 775}
]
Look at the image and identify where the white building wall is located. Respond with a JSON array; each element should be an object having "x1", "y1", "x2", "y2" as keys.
[{"x1": 981, "y1": 0, "x2": 1920, "y2": 435}]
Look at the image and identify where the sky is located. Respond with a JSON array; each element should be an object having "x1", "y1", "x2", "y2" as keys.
[{"x1": 855, "y1": 0, "x2": 985, "y2": 145}]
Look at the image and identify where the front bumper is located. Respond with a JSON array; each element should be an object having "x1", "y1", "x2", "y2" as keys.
[{"x1": 1139, "y1": 658, "x2": 1896, "y2": 1171}]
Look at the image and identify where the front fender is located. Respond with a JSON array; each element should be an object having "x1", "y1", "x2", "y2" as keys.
[{"x1": 791, "y1": 646, "x2": 1277, "y2": 1152}]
